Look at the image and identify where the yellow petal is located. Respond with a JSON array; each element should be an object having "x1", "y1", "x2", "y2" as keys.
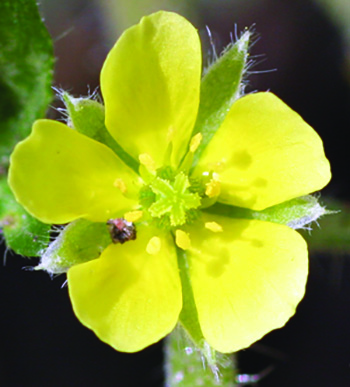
[
  {"x1": 139, "y1": 153, "x2": 156, "y2": 171},
  {"x1": 194, "y1": 92, "x2": 331, "y2": 210},
  {"x1": 124, "y1": 210, "x2": 143, "y2": 223},
  {"x1": 8, "y1": 119, "x2": 138, "y2": 224},
  {"x1": 101, "y1": 11, "x2": 201, "y2": 168},
  {"x1": 188, "y1": 215, "x2": 308, "y2": 353},
  {"x1": 68, "y1": 225, "x2": 181, "y2": 352}
]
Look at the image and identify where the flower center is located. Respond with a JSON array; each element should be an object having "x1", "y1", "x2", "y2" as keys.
[
  {"x1": 147, "y1": 172, "x2": 201, "y2": 227},
  {"x1": 136, "y1": 135, "x2": 221, "y2": 229}
]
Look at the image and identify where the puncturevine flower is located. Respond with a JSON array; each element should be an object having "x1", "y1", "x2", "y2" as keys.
[{"x1": 8, "y1": 11, "x2": 331, "y2": 354}]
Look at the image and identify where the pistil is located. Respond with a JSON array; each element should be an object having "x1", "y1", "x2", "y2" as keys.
[{"x1": 148, "y1": 172, "x2": 201, "y2": 226}]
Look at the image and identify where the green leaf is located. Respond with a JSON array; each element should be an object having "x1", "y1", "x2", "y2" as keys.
[
  {"x1": 0, "y1": 0, "x2": 54, "y2": 255},
  {"x1": 0, "y1": 177, "x2": 50, "y2": 256},
  {"x1": 37, "y1": 219, "x2": 111, "y2": 275},
  {"x1": 191, "y1": 31, "x2": 250, "y2": 166},
  {"x1": 63, "y1": 93, "x2": 140, "y2": 173},
  {"x1": 0, "y1": 0, "x2": 54, "y2": 161},
  {"x1": 204, "y1": 195, "x2": 327, "y2": 229}
]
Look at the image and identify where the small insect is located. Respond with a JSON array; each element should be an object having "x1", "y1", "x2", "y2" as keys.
[{"x1": 107, "y1": 218, "x2": 137, "y2": 244}]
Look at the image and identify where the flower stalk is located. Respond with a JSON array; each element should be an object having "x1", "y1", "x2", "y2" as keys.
[{"x1": 165, "y1": 327, "x2": 237, "y2": 387}]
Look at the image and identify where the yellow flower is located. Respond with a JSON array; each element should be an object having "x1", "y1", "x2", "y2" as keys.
[{"x1": 8, "y1": 11, "x2": 331, "y2": 353}]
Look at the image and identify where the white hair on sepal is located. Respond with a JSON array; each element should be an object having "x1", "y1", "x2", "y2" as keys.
[
  {"x1": 52, "y1": 26, "x2": 75, "y2": 43},
  {"x1": 2, "y1": 243, "x2": 12, "y2": 266},
  {"x1": 50, "y1": 86, "x2": 103, "y2": 126},
  {"x1": 287, "y1": 195, "x2": 335, "y2": 231},
  {"x1": 236, "y1": 26, "x2": 279, "y2": 97},
  {"x1": 205, "y1": 25, "x2": 219, "y2": 67},
  {"x1": 201, "y1": 23, "x2": 260, "y2": 98},
  {"x1": 49, "y1": 86, "x2": 71, "y2": 123},
  {"x1": 1, "y1": 213, "x2": 52, "y2": 268},
  {"x1": 86, "y1": 85, "x2": 103, "y2": 103}
]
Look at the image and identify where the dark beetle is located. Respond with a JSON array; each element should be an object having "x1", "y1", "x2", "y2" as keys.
[{"x1": 107, "y1": 218, "x2": 137, "y2": 244}]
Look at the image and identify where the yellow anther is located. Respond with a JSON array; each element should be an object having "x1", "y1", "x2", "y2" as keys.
[
  {"x1": 139, "y1": 153, "x2": 156, "y2": 171},
  {"x1": 146, "y1": 236, "x2": 161, "y2": 255},
  {"x1": 190, "y1": 133, "x2": 202, "y2": 153},
  {"x1": 205, "y1": 179, "x2": 221, "y2": 198},
  {"x1": 113, "y1": 178, "x2": 127, "y2": 193},
  {"x1": 124, "y1": 210, "x2": 143, "y2": 223},
  {"x1": 175, "y1": 229, "x2": 191, "y2": 250},
  {"x1": 205, "y1": 221, "x2": 223, "y2": 233}
]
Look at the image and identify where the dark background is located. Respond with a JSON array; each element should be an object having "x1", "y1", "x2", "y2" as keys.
[{"x1": 2, "y1": 0, "x2": 350, "y2": 385}]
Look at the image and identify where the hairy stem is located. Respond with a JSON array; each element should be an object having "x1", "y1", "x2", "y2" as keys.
[{"x1": 165, "y1": 327, "x2": 238, "y2": 387}]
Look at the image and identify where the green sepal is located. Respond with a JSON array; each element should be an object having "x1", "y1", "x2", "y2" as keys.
[
  {"x1": 191, "y1": 30, "x2": 250, "y2": 166},
  {"x1": 0, "y1": 177, "x2": 50, "y2": 256},
  {"x1": 176, "y1": 247, "x2": 217, "y2": 369},
  {"x1": 175, "y1": 247, "x2": 237, "y2": 384},
  {"x1": 37, "y1": 219, "x2": 111, "y2": 275},
  {"x1": 63, "y1": 93, "x2": 139, "y2": 173},
  {"x1": 302, "y1": 198, "x2": 347, "y2": 253},
  {"x1": 204, "y1": 195, "x2": 327, "y2": 229},
  {"x1": 0, "y1": 0, "x2": 54, "y2": 161}
]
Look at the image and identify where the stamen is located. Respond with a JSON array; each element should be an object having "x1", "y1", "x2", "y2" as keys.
[
  {"x1": 175, "y1": 229, "x2": 191, "y2": 250},
  {"x1": 114, "y1": 178, "x2": 127, "y2": 193},
  {"x1": 146, "y1": 236, "x2": 161, "y2": 255},
  {"x1": 205, "y1": 221, "x2": 223, "y2": 233},
  {"x1": 124, "y1": 210, "x2": 143, "y2": 223},
  {"x1": 190, "y1": 133, "x2": 202, "y2": 153},
  {"x1": 139, "y1": 153, "x2": 156, "y2": 171},
  {"x1": 205, "y1": 179, "x2": 221, "y2": 198}
]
